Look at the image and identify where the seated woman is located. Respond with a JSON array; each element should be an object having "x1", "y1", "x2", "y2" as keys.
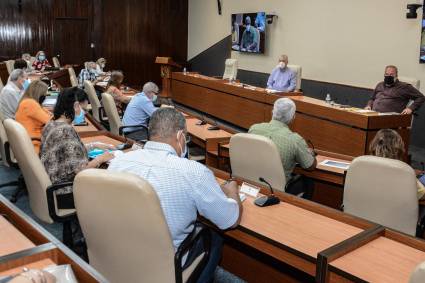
[
  {"x1": 369, "y1": 129, "x2": 425, "y2": 200},
  {"x1": 73, "y1": 89, "x2": 90, "y2": 125},
  {"x1": 96, "y1": 58, "x2": 107, "y2": 75},
  {"x1": 105, "y1": 71, "x2": 131, "y2": 108},
  {"x1": 40, "y1": 87, "x2": 114, "y2": 209},
  {"x1": 15, "y1": 81, "x2": 51, "y2": 154},
  {"x1": 32, "y1": 51, "x2": 51, "y2": 71}
]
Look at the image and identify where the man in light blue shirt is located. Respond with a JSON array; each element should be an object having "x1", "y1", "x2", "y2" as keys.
[
  {"x1": 267, "y1": 55, "x2": 296, "y2": 92},
  {"x1": 122, "y1": 82, "x2": 159, "y2": 140},
  {"x1": 108, "y1": 108, "x2": 242, "y2": 283}
]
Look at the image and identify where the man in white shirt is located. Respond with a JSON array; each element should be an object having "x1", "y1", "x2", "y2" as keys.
[
  {"x1": 108, "y1": 108, "x2": 242, "y2": 283},
  {"x1": 0, "y1": 69, "x2": 27, "y2": 119}
]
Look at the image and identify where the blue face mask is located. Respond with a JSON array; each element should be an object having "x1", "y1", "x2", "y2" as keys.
[
  {"x1": 23, "y1": 79, "x2": 30, "y2": 90},
  {"x1": 38, "y1": 55, "x2": 46, "y2": 61},
  {"x1": 73, "y1": 107, "x2": 85, "y2": 124},
  {"x1": 152, "y1": 94, "x2": 158, "y2": 102}
]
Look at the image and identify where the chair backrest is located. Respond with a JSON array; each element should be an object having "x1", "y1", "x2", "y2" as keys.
[
  {"x1": 0, "y1": 77, "x2": 4, "y2": 92},
  {"x1": 0, "y1": 111, "x2": 16, "y2": 167},
  {"x1": 4, "y1": 119, "x2": 53, "y2": 224},
  {"x1": 84, "y1": 80, "x2": 101, "y2": 122},
  {"x1": 223, "y1": 59, "x2": 238, "y2": 81},
  {"x1": 287, "y1": 64, "x2": 302, "y2": 91},
  {"x1": 230, "y1": 133, "x2": 286, "y2": 191},
  {"x1": 410, "y1": 261, "x2": 425, "y2": 283},
  {"x1": 5, "y1": 60, "x2": 15, "y2": 74},
  {"x1": 343, "y1": 156, "x2": 418, "y2": 236},
  {"x1": 101, "y1": 92, "x2": 122, "y2": 135},
  {"x1": 52, "y1": 56, "x2": 60, "y2": 68},
  {"x1": 68, "y1": 67, "x2": 78, "y2": 87},
  {"x1": 399, "y1": 76, "x2": 420, "y2": 90},
  {"x1": 30, "y1": 57, "x2": 36, "y2": 65},
  {"x1": 74, "y1": 169, "x2": 175, "y2": 283}
]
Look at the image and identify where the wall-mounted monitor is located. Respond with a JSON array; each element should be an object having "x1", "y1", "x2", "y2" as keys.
[{"x1": 231, "y1": 12, "x2": 266, "y2": 54}]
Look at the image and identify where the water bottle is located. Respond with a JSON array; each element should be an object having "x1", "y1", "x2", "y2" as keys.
[
  {"x1": 183, "y1": 67, "x2": 187, "y2": 75},
  {"x1": 325, "y1": 93, "x2": 332, "y2": 104}
]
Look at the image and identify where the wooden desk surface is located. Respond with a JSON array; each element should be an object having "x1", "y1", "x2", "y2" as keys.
[
  {"x1": 186, "y1": 118, "x2": 233, "y2": 141},
  {"x1": 73, "y1": 118, "x2": 99, "y2": 133},
  {"x1": 239, "y1": 196, "x2": 363, "y2": 259},
  {"x1": 0, "y1": 216, "x2": 35, "y2": 257},
  {"x1": 0, "y1": 259, "x2": 56, "y2": 276},
  {"x1": 330, "y1": 236, "x2": 425, "y2": 283}
]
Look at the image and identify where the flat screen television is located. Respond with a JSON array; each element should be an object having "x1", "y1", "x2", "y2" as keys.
[
  {"x1": 231, "y1": 12, "x2": 266, "y2": 54},
  {"x1": 420, "y1": 18, "x2": 425, "y2": 63}
]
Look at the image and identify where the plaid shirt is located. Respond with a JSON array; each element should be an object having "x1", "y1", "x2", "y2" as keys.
[{"x1": 78, "y1": 69, "x2": 98, "y2": 87}]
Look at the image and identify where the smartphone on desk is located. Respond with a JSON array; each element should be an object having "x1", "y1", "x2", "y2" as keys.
[{"x1": 73, "y1": 122, "x2": 88, "y2": 126}]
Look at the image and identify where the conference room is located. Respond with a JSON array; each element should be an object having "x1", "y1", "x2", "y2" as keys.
[{"x1": 2, "y1": 1, "x2": 425, "y2": 282}]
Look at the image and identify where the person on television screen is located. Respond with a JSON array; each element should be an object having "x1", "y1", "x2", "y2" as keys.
[
  {"x1": 267, "y1": 55, "x2": 296, "y2": 92},
  {"x1": 255, "y1": 12, "x2": 266, "y2": 32},
  {"x1": 240, "y1": 16, "x2": 258, "y2": 52},
  {"x1": 365, "y1": 65, "x2": 425, "y2": 114}
]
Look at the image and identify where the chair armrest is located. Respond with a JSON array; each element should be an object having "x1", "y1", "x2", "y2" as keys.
[
  {"x1": 118, "y1": 124, "x2": 148, "y2": 136},
  {"x1": 98, "y1": 106, "x2": 108, "y2": 122},
  {"x1": 174, "y1": 222, "x2": 211, "y2": 283},
  {"x1": 4, "y1": 142, "x2": 18, "y2": 169},
  {"x1": 46, "y1": 182, "x2": 75, "y2": 222}
]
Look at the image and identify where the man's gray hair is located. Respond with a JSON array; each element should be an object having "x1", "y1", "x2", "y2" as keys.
[
  {"x1": 9, "y1": 69, "x2": 25, "y2": 82},
  {"x1": 142, "y1": 82, "x2": 159, "y2": 94},
  {"x1": 272, "y1": 98, "x2": 296, "y2": 125},
  {"x1": 148, "y1": 108, "x2": 186, "y2": 139}
]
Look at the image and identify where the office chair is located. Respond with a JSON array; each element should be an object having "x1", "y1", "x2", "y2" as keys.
[
  {"x1": 4, "y1": 119, "x2": 76, "y2": 247},
  {"x1": 399, "y1": 76, "x2": 420, "y2": 90},
  {"x1": 52, "y1": 56, "x2": 61, "y2": 68},
  {"x1": 101, "y1": 92, "x2": 148, "y2": 140},
  {"x1": 343, "y1": 156, "x2": 419, "y2": 236},
  {"x1": 5, "y1": 60, "x2": 15, "y2": 74},
  {"x1": 229, "y1": 133, "x2": 287, "y2": 191},
  {"x1": 74, "y1": 169, "x2": 211, "y2": 283},
  {"x1": 68, "y1": 67, "x2": 78, "y2": 87},
  {"x1": 287, "y1": 64, "x2": 302, "y2": 91},
  {"x1": 410, "y1": 261, "x2": 425, "y2": 283},
  {"x1": 223, "y1": 59, "x2": 238, "y2": 81},
  {"x1": 84, "y1": 80, "x2": 107, "y2": 124}
]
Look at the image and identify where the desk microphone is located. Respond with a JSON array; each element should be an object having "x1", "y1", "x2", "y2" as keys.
[
  {"x1": 196, "y1": 114, "x2": 207, "y2": 126},
  {"x1": 306, "y1": 139, "x2": 317, "y2": 157},
  {"x1": 254, "y1": 177, "x2": 280, "y2": 207}
]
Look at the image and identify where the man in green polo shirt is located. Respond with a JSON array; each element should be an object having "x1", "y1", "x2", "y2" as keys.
[{"x1": 248, "y1": 98, "x2": 316, "y2": 197}]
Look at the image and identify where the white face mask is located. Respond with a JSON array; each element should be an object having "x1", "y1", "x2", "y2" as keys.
[
  {"x1": 177, "y1": 131, "x2": 187, "y2": 158},
  {"x1": 278, "y1": 62, "x2": 286, "y2": 69}
]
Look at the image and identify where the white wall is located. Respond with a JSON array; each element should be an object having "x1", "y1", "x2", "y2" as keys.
[{"x1": 188, "y1": 0, "x2": 425, "y2": 90}]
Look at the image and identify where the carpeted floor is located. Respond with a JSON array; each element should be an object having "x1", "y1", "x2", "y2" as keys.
[{"x1": 0, "y1": 164, "x2": 245, "y2": 283}]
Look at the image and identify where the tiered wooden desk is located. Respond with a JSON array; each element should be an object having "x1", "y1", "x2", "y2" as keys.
[
  {"x1": 171, "y1": 72, "x2": 411, "y2": 157},
  {"x1": 0, "y1": 194, "x2": 106, "y2": 282},
  {"x1": 211, "y1": 169, "x2": 425, "y2": 283}
]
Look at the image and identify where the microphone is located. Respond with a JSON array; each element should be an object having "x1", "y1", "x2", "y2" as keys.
[
  {"x1": 306, "y1": 139, "x2": 317, "y2": 157},
  {"x1": 196, "y1": 114, "x2": 207, "y2": 125},
  {"x1": 254, "y1": 177, "x2": 280, "y2": 207}
]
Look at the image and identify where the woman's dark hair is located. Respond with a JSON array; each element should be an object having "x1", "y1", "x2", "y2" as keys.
[
  {"x1": 106, "y1": 70, "x2": 124, "y2": 90},
  {"x1": 53, "y1": 87, "x2": 85, "y2": 120},
  {"x1": 76, "y1": 89, "x2": 88, "y2": 103},
  {"x1": 369, "y1": 129, "x2": 405, "y2": 161},
  {"x1": 14, "y1": 59, "x2": 28, "y2": 70}
]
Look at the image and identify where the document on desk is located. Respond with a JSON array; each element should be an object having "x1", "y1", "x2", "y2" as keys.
[
  {"x1": 320, "y1": 159, "x2": 350, "y2": 170},
  {"x1": 240, "y1": 182, "x2": 260, "y2": 197}
]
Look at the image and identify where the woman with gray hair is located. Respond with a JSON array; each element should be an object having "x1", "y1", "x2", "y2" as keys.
[{"x1": 248, "y1": 97, "x2": 316, "y2": 198}]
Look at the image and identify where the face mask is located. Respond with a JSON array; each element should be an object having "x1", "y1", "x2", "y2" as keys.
[
  {"x1": 38, "y1": 95, "x2": 46, "y2": 105},
  {"x1": 246, "y1": 24, "x2": 251, "y2": 31},
  {"x1": 38, "y1": 55, "x2": 46, "y2": 61},
  {"x1": 278, "y1": 62, "x2": 286, "y2": 69},
  {"x1": 23, "y1": 79, "x2": 30, "y2": 90},
  {"x1": 177, "y1": 131, "x2": 187, "y2": 158},
  {"x1": 384, "y1": 75, "x2": 395, "y2": 86},
  {"x1": 152, "y1": 94, "x2": 158, "y2": 102},
  {"x1": 73, "y1": 107, "x2": 85, "y2": 124}
]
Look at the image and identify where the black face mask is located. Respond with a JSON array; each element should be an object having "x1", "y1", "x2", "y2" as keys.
[
  {"x1": 38, "y1": 95, "x2": 46, "y2": 105},
  {"x1": 384, "y1": 75, "x2": 395, "y2": 86}
]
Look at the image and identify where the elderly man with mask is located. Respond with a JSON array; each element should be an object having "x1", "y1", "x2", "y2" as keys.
[
  {"x1": 0, "y1": 69, "x2": 28, "y2": 119},
  {"x1": 109, "y1": 108, "x2": 242, "y2": 283},
  {"x1": 267, "y1": 55, "x2": 297, "y2": 92},
  {"x1": 249, "y1": 98, "x2": 316, "y2": 197},
  {"x1": 78, "y1": 61, "x2": 99, "y2": 88},
  {"x1": 121, "y1": 82, "x2": 159, "y2": 141},
  {"x1": 240, "y1": 16, "x2": 258, "y2": 52},
  {"x1": 365, "y1": 65, "x2": 425, "y2": 114}
]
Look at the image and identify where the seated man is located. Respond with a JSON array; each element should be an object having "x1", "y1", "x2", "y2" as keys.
[
  {"x1": 267, "y1": 55, "x2": 296, "y2": 92},
  {"x1": 240, "y1": 16, "x2": 258, "y2": 52},
  {"x1": 108, "y1": 108, "x2": 242, "y2": 283},
  {"x1": 78, "y1": 61, "x2": 99, "y2": 87},
  {"x1": 121, "y1": 82, "x2": 159, "y2": 141},
  {"x1": 0, "y1": 69, "x2": 27, "y2": 119},
  {"x1": 249, "y1": 98, "x2": 316, "y2": 196},
  {"x1": 365, "y1": 65, "x2": 425, "y2": 114}
]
